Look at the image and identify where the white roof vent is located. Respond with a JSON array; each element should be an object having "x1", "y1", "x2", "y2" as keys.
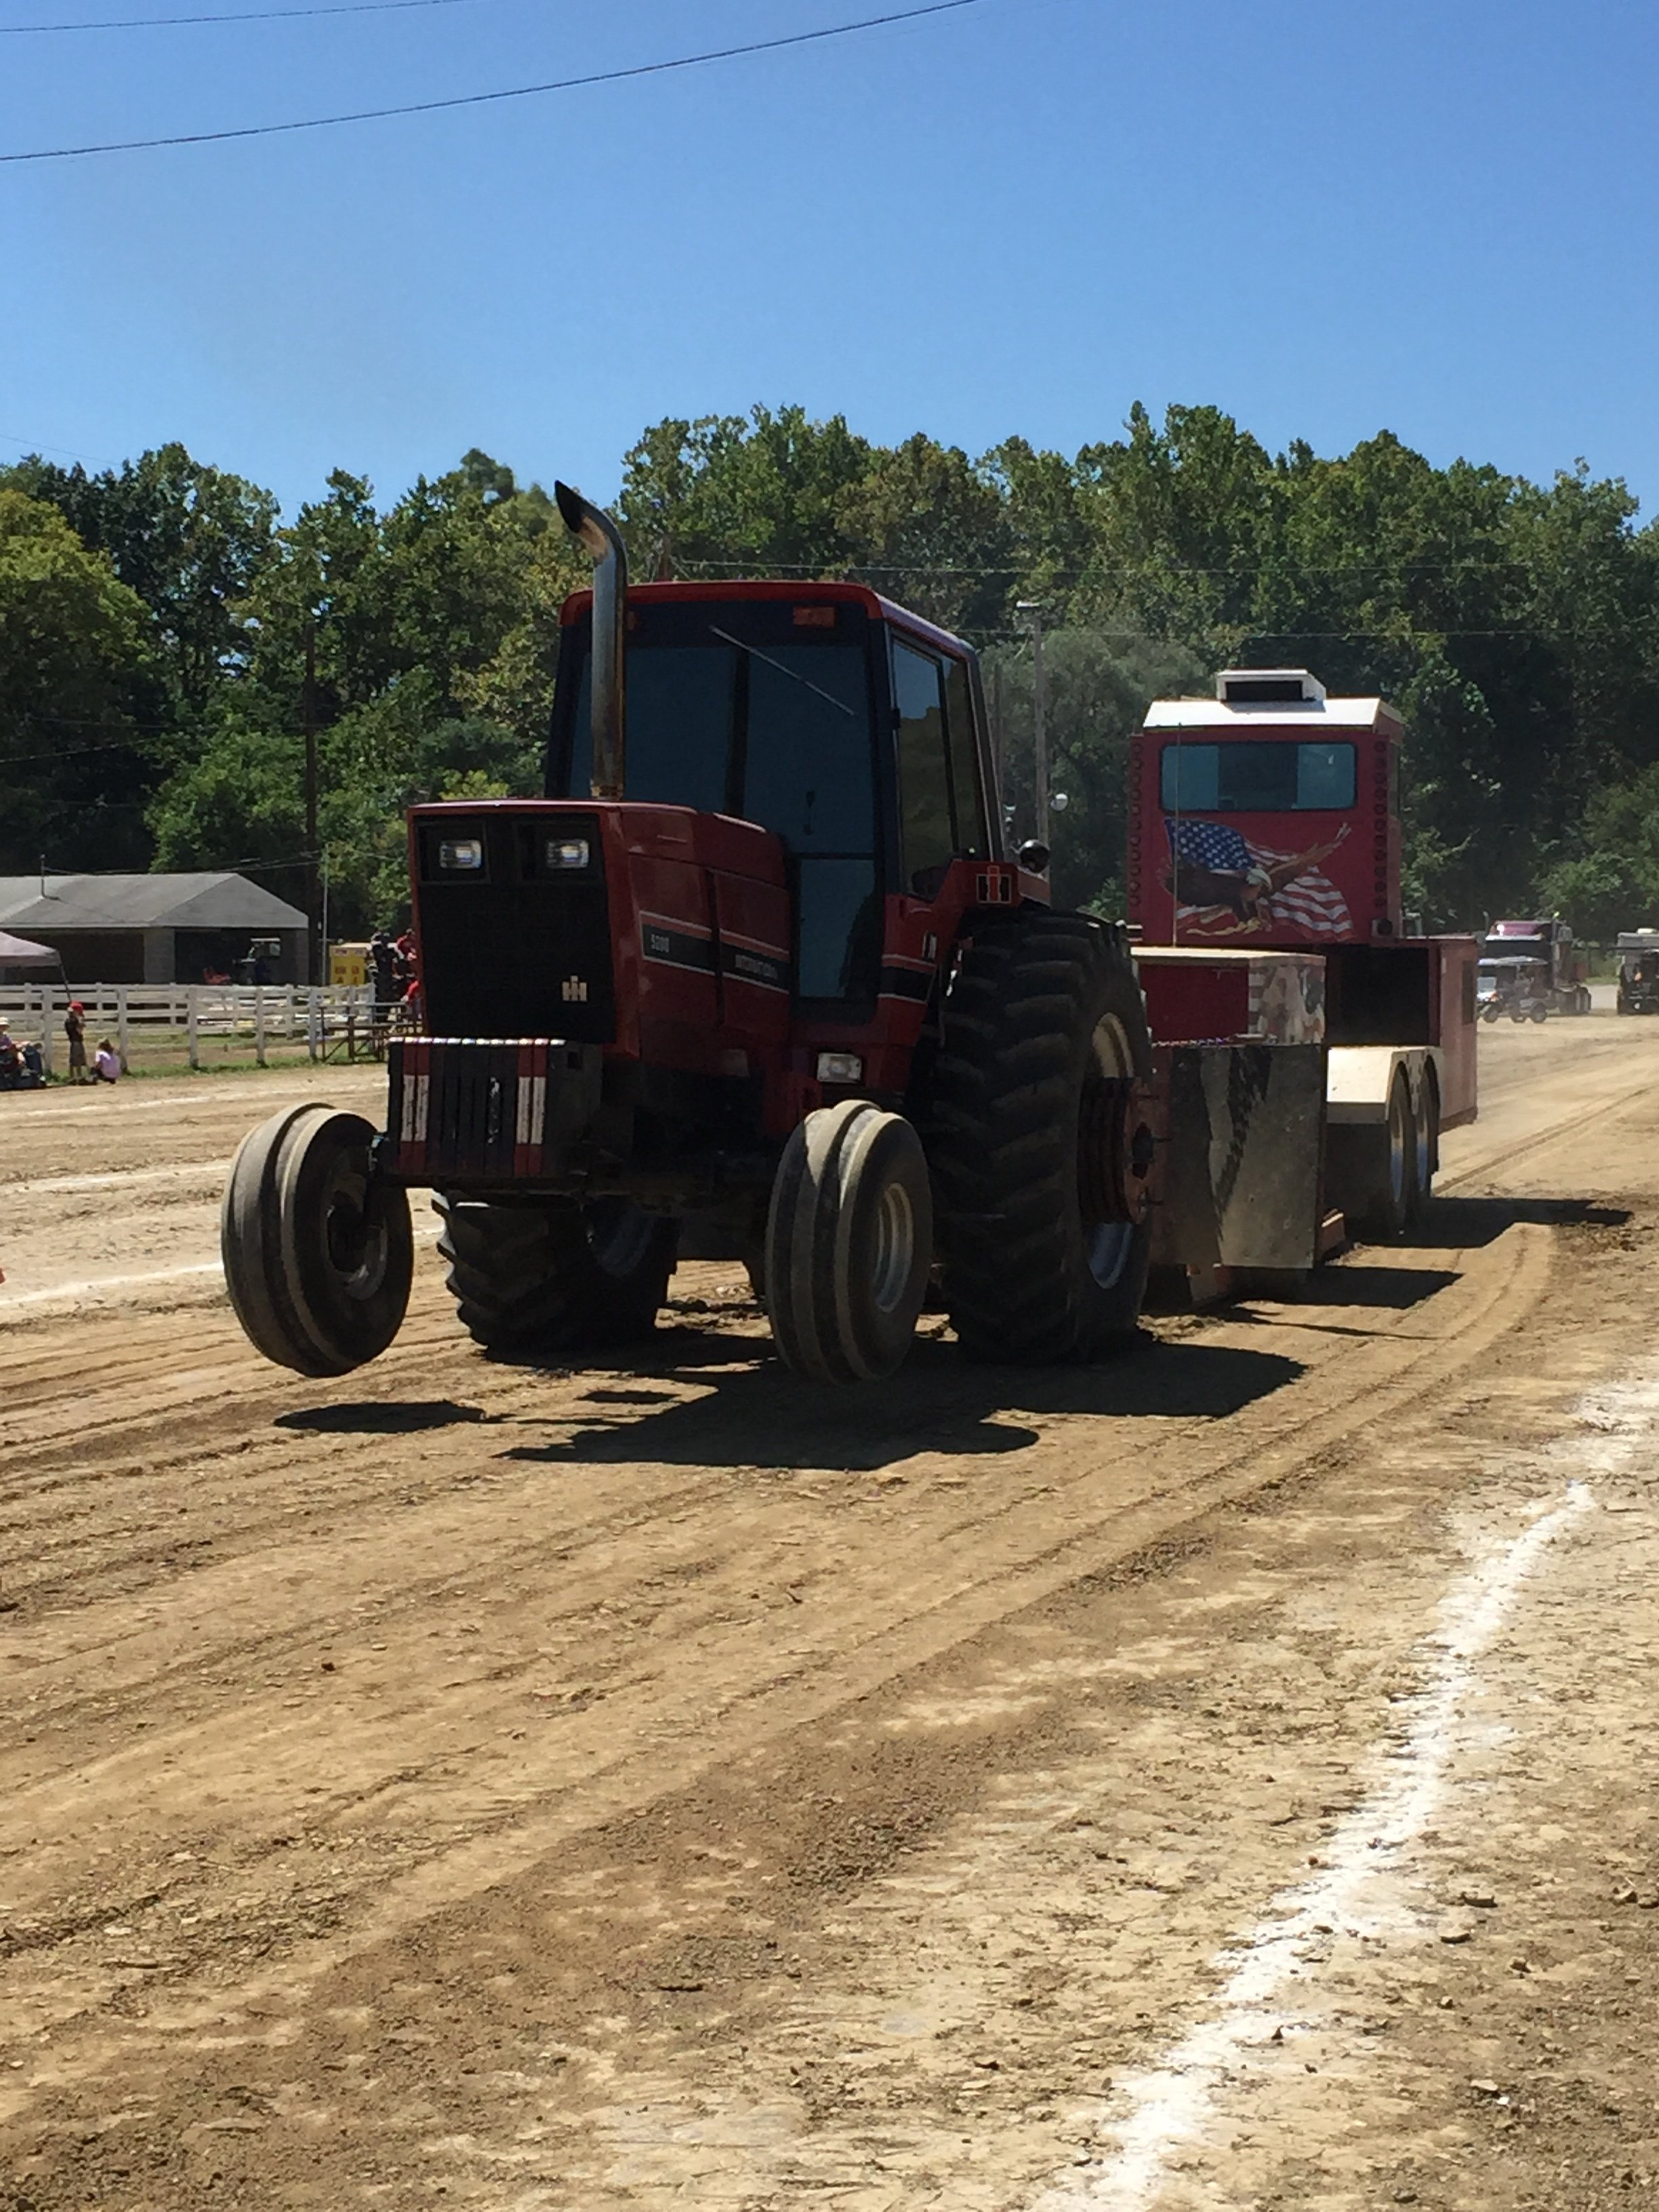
[{"x1": 1215, "y1": 668, "x2": 1327, "y2": 706}]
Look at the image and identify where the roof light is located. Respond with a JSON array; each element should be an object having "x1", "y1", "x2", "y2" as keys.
[{"x1": 1216, "y1": 668, "x2": 1327, "y2": 705}]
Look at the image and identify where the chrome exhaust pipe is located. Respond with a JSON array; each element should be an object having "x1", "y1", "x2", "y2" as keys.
[{"x1": 554, "y1": 481, "x2": 628, "y2": 801}]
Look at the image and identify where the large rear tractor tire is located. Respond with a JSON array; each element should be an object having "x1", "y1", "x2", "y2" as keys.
[
  {"x1": 926, "y1": 913, "x2": 1155, "y2": 1364},
  {"x1": 764, "y1": 1101, "x2": 933, "y2": 1385},
  {"x1": 434, "y1": 1194, "x2": 676, "y2": 1355},
  {"x1": 222, "y1": 1105, "x2": 413, "y2": 1376}
]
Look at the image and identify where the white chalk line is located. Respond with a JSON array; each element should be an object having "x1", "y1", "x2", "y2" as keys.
[
  {"x1": 0, "y1": 1224, "x2": 445, "y2": 1316},
  {"x1": 4, "y1": 1159, "x2": 224, "y2": 1197},
  {"x1": 1027, "y1": 1372, "x2": 1659, "y2": 2212},
  {"x1": 0, "y1": 1259, "x2": 225, "y2": 1311}
]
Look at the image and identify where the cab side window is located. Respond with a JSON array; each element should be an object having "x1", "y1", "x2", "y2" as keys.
[
  {"x1": 942, "y1": 654, "x2": 987, "y2": 857},
  {"x1": 894, "y1": 640, "x2": 989, "y2": 896},
  {"x1": 893, "y1": 642, "x2": 954, "y2": 895}
]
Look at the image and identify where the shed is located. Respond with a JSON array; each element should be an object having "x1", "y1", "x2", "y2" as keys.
[{"x1": 0, "y1": 875, "x2": 308, "y2": 985}]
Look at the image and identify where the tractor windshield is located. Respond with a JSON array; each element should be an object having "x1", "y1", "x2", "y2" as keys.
[{"x1": 554, "y1": 600, "x2": 880, "y2": 1000}]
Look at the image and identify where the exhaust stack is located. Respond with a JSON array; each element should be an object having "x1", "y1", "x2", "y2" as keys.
[{"x1": 554, "y1": 482, "x2": 628, "y2": 800}]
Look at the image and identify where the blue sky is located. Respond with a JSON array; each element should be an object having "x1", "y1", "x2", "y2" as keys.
[{"x1": 3, "y1": 0, "x2": 1656, "y2": 518}]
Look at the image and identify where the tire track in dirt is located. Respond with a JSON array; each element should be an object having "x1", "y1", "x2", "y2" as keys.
[
  {"x1": 3, "y1": 1021, "x2": 1657, "y2": 2205},
  {"x1": 0, "y1": 1216, "x2": 1545, "y2": 2100}
]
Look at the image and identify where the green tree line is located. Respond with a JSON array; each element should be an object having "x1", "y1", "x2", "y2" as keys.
[{"x1": 5, "y1": 403, "x2": 1659, "y2": 937}]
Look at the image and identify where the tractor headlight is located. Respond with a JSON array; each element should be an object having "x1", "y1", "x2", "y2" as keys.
[
  {"x1": 546, "y1": 836, "x2": 591, "y2": 871},
  {"x1": 816, "y1": 1051, "x2": 863, "y2": 1084},
  {"x1": 438, "y1": 838, "x2": 484, "y2": 872}
]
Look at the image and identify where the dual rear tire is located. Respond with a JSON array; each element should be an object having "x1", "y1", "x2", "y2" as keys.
[{"x1": 1340, "y1": 1069, "x2": 1437, "y2": 1240}]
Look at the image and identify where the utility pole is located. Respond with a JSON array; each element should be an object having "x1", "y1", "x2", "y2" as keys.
[
  {"x1": 1016, "y1": 600, "x2": 1049, "y2": 847},
  {"x1": 302, "y1": 619, "x2": 321, "y2": 986},
  {"x1": 989, "y1": 655, "x2": 1004, "y2": 796}
]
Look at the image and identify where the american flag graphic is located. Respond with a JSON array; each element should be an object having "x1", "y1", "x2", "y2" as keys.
[{"x1": 1166, "y1": 817, "x2": 1353, "y2": 937}]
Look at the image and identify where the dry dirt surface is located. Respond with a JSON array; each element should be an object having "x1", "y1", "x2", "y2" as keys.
[{"x1": 3, "y1": 1014, "x2": 1659, "y2": 2211}]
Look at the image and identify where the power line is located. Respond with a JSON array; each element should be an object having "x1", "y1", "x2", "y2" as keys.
[
  {"x1": 3, "y1": 0, "x2": 475, "y2": 32},
  {"x1": 2, "y1": 428, "x2": 123, "y2": 467},
  {"x1": 0, "y1": 0, "x2": 989, "y2": 161}
]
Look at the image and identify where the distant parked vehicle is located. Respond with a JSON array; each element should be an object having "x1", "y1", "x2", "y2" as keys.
[
  {"x1": 1616, "y1": 930, "x2": 1659, "y2": 1015},
  {"x1": 1476, "y1": 918, "x2": 1592, "y2": 1023}
]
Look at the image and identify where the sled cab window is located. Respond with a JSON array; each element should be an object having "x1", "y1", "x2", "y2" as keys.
[{"x1": 1160, "y1": 739, "x2": 1357, "y2": 813}]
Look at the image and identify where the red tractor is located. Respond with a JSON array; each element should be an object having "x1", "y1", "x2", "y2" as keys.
[{"x1": 222, "y1": 487, "x2": 1158, "y2": 1386}]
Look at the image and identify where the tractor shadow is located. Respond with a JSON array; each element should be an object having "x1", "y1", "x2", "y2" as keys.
[
  {"x1": 276, "y1": 1398, "x2": 492, "y2": 1435},
  {"x1": 1407, "y1": 1195, "x2": 1633, "y2": 1250},
  {"x1": 493, "y1": 1328, "x2": 1305, "y2": 1476},
  {"x1": 1286, "y1": 1265, "x2": 1460, "y2": 1311}
]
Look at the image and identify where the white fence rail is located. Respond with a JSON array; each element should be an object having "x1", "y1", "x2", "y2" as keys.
[{"x1": 0, "y1": 983, "x2": 379, "y2": 1071}]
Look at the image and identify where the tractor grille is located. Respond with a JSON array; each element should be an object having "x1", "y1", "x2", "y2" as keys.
[
  {"x1": 415, "y1": 813, "x2": 616, "y2": 1043},
  {"x1": 387, "y1": 1037, "x2": 601, "y2": 1183}
]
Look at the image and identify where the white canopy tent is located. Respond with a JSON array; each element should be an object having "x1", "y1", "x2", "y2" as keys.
[{"x1": 0, "y1": 930, "x2": 65, "y2": 979}]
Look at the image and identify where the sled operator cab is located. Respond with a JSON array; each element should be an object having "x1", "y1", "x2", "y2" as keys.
[
  {"x1": 1127, "y1": 666, "x2": 1478, "y2": 1261},
  {"x1": 220, "y1": 485, "x2": 1158, "y2": 1389},
  {"x1": 1128, "y1": 666, "x2": 1402, "y2": 950}
]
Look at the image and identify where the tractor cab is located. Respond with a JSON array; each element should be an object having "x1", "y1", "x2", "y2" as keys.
[{"x1": 549, "y1": 579, "x2": 1001, "y2": 1010}]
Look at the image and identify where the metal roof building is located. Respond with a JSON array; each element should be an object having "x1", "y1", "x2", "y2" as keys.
[{"x1": 0, "y1": 874, "x2": 308, "y2": 984}]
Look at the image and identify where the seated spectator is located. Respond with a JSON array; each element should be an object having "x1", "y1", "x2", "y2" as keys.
[
  {"x1": 20, "y1": 1042, "x2": 44, "y2": 1085},
  {"x1": 0, "y1": 1021, "x2": 22, "y2": 1089},
  {"x1": 92, "y1": 1038, "x2": 122, "y2": 1084}
]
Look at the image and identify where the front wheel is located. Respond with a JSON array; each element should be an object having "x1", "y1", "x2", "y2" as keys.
[
  {"x1": 926, "y1": 912, "x2": 1155, "y2": 1363},
  {"x1": 434, "y1": 1194, "x2": 676, "y2": 1355},
  {"x1": 764, "y1": 1101, "x2": 933, "y2": 1385},
  {"x1": 222, "y1": 1105, "x2": 413, "y2": 1376}
]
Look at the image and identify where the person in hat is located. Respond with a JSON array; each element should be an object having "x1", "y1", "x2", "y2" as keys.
[{"x1": 65, "y1": 999, "x2": 87, "y2": 1082}]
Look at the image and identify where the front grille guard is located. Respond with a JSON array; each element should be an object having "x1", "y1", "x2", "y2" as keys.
[{"x1": 386, "y1": 1037, "x2": 602, "y2": 1185}]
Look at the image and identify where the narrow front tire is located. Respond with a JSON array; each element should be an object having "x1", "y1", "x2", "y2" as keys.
[
  {"x1": 764, "y1": 1101, "x2": 933, "y2": 1385},
  {"x1": 222, "y1": 1106, "x2": 413, "y2": 1376}
]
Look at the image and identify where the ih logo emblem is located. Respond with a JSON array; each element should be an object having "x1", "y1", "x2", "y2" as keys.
[{"x1": 561, "y1": 975, "x2": 588, "y2": 1004}]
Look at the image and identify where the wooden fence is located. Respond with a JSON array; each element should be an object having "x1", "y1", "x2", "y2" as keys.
[{"x1": 0, "y1": 983, "x2": 382, "y2": 1072}]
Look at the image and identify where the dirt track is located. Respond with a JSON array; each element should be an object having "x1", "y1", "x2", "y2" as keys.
[{"x1": 4, "y1": 1017, "x2": 1659, "y2": 2211}]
